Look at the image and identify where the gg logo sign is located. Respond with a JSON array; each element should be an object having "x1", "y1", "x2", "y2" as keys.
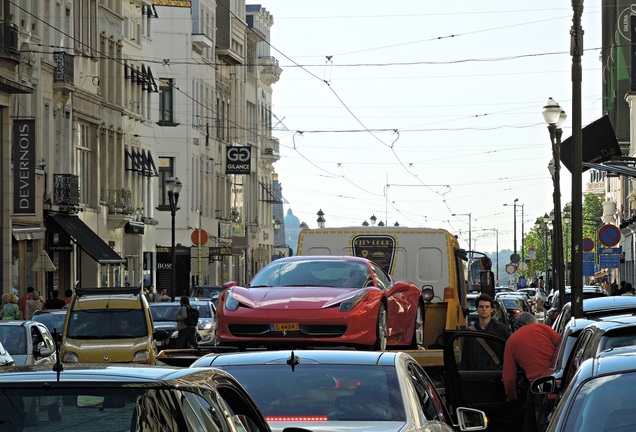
[{"x1": 226, "y1": 146, "x2": 251, "y2": 175}]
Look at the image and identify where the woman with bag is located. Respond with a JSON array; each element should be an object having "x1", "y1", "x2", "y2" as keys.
[{"x1": 175, "y1": 296, "x2": 198, "y2": 349}]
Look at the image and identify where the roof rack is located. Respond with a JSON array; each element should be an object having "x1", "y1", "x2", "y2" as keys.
[{"x1": 75, "y1": 287, "x2": 142, "y2": 297}]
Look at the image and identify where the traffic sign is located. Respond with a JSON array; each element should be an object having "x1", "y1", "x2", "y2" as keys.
[
  {"x1": 191, "y1": 229, "x2": 209, "y2": 246},
  {"x1": 599, "y1": 253, "x2": 620, "y2": 268},
  {"x1": 510, "y1": 253, "x2": 520, "y2": 264},
  {"x1": 598, "y1": 224, "x2": 621, "y2": 247},
  {"x1": 505, "y1": 263, "x2": 517, "y2": 275},
  {"x1": 582, "y1": 237, "x2": 594, "y2": 252}
]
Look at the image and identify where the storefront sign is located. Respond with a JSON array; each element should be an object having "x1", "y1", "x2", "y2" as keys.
[{"x1": 13, "y1": 119, "x2": 35, "y2": 214}]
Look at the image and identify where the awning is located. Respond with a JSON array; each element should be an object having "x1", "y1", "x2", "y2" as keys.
[
  {"x1": 48, "y1": 213, "x2": 126, "y2": 264},
  {"x1": 583, "y1": 161, "x2": 636, "y2": 178}
]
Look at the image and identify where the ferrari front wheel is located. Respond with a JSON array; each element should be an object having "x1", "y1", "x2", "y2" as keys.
[{"x1": 371, "y1": 303, "x2": 387, "y2": 351}]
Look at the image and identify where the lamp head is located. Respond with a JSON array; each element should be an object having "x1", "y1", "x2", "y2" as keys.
[{"x1": 542, "y1": 97, "x2": 562, "y2": 125}]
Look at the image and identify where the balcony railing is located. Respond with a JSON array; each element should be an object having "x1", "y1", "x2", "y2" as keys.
[
  {"x1": 53, "y1": 174, "x2": 80, "y2": 206},
  {"x1": 53, "y1": 51, "x2": 74, "y2": 84},
  {"x1": 106, "y1": 188, "x2": 134, "y2": 215},
  {"x1": 0, "y1": 23, "x2": 19, "y2": 61}
]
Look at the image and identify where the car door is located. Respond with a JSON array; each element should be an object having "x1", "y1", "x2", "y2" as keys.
[
  {"x1": 30, "y1": 324, "x2": 56, "y2": 366},
  {"x1": 443, "y1": 330, "x2": 524, "y2": 432}
]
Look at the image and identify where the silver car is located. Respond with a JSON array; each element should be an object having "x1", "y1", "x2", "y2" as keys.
[
  {"x1": 190, "y1": 350, "x2": 487, "y2": 432},
  {"x1": 149, "y1": 300, "x2": 216, "y2": 348},
  {"x1": 0, "y1": 321, "x2": 56, "y2": 366}
]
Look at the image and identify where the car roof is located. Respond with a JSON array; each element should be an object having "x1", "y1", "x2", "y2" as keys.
[
  {"x1": 267, "y1": 255, "x2": 373, "y2": 264},
  {"x1": 579, "y1": 295, "x2": 636, "y2": 313},
  {"x1": 191, "y1": 349, "x2": 400, "y2": 368},
  {"x1": 150, "y1": 300, "x2": 209, "y2": 307},
  {"x1": 0, "y1": 363, "x2": 231, "y2": 385},
  {"x1": 577, "y1": 345, "x2": 636, "y2": 378},
  {"x1": 578, "y1": 314, "x2": 636, "y2": 331},
  {"x1": 32, "y1": 309, "x2": 68, "y2": 315}
]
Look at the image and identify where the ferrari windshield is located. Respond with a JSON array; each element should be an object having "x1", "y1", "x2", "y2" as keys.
[{"x1": 250, "y1": 259, "x2": 372, "y2": 288}]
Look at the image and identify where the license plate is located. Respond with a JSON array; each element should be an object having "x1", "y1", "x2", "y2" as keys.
[{"x1": 273, "y1": 323, "x2": 299, "y2": 331}]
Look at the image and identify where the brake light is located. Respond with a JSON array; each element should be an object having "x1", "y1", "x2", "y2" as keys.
[
  {"x1": 444, "y1": 287, "x2": 454, "y2": 300},
  {"x1": 550, "y1": 310, "x2": 559, "y2": 320},
  {"x1": 513, "y1": 309, "x2": 521, "y2": 316},
  {"x1": 266, "y1": 416, "x2": 328, "y2": 422}
]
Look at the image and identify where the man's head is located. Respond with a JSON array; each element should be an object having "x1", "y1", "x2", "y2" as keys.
[
  {"x1": 513, "y1": 312, "x2": 537, "y2": 331},
  {"x1": 51, "y1": 290, "x2": 60, "y2": 299},
  {"x1": 26, "y1": 286, "x2": 34, "y2": 294},
  {"x1": 180, "y1": 296, "x2": 190, "y2": 306},
  {"x1": 476, "y1": 293, "x2": 494, "y2": 319}
]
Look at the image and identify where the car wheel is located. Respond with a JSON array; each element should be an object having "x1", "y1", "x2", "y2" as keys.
[
  {"x1": 410, "y1": 303, "x2": 425, "y2": 349},
  {"x1": 371, "y1": 303, "x2": 387, "y2": 351}
]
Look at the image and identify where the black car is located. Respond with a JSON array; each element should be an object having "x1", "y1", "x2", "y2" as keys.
[
  {"x1": 0, "y1": 363, "x2": 282, "y2": 431},
  {"x1": 544, "y1": 285, "x2": 607, "y2": 325},
  {"x1": 533, "y1": 346, "x2": 636, "y2": 431},
  {"x1": 496, "y1": 295, "x2": 528, "y2": 325}
]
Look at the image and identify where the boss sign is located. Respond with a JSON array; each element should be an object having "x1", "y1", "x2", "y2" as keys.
[{"x1": 226, "y1": 146, "x2": 251, "y2": 175}]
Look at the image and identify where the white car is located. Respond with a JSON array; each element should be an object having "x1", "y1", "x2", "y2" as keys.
[{"x1": 0, "y1": 321, "x2": 56, "y2": 366}]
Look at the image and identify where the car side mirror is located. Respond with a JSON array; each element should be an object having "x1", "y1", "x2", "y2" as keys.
[
  {"x1": 37, "y1": 346, "x2": 54, "y2": 358},
  {"x1": 456, "y1": 407, "x2": 488, "y2": 431},
  {"x1": 531, "y1": 376, "x2": 557, "y2": 394}
]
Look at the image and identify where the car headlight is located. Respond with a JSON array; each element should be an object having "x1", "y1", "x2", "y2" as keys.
[
  {"x1": 225, "y1": 290, "x2": 240, "y2": 311},
  {"x1": 339, "y1": 290, "x2": 369, "y2": 312},
  {"x1": 199, "y1": 322, "x2": 213, "y2": 330},
  {"x1": 133, "y1": 349, "x2": 151, "y2": 364},
  {"x1": 63, "y1": 351, "x2": 79, "y2": 363}
]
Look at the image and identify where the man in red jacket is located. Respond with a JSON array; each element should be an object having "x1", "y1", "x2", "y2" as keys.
[{"x1": 503, "y1": 312, "x2": 560, "y2": 432}]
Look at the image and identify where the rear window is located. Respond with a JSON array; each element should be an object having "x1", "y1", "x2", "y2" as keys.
[
  {"x1": 0, "y1": 326, "x2": 26, "y2": 355},
  {"x1": 219, "y1": 364, "x2": 406, "y2": 422}
]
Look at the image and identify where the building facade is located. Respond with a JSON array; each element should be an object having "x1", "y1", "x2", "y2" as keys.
[{"x1": 1, "y1": 0, "x2": 281, "y2": 298}]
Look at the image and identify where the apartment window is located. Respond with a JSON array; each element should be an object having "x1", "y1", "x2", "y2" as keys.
[
  {"x1": 158, "y1": 157, "x2": 175, "y2": 208},
  {"x1": 76, "y1": 122, "x2": 93, "y2": 206},
  {"x1": 159, "y1": 79, "x2": 174, "y2": 125}
]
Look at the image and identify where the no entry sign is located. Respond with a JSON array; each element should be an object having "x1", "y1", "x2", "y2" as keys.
[{"x1": 598, "y1": 224, "x2": 621, "y2": 247}]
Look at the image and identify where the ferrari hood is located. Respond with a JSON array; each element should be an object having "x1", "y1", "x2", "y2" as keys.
[{"x1": 234, "y1": 286, "x2": 361, "y2": 309}]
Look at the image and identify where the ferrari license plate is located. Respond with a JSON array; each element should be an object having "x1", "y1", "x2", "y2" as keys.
[{"x1": 273, "y1": 323, "x2": 299, "y2": 331}]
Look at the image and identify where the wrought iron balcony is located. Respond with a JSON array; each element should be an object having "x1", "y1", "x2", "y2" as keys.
[
  {"x1": 0, "y1": 23, "x2": 19, "y2": 62},
  {"x1": 106, "y1": 188, "x2": 134, "y2": 215},
  {"x1": 53, "y1": 174, "x2": 80, "y2": 206}
]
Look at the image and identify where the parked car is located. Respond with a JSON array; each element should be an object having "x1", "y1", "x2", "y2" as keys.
[
  {"x1": 30, "y1": 309, "x2": 68, "y2": 336},
  {"x1": 532, "y1": 346, "x2": 636, "y2": 431},
  {"x1": 466, "y1": 293, "x2": 512, "y2": 332},
  {"x1": 216, "y1": 255, "x2": 425, "y2": 351},
  {"x1": 0, "y1": 363, "x2": 282, "y2": 431},
  {"x1": 551, "y1": 295, "x2": 636, "y2": 335},
  {"x1": 544, "y1": 286, "x2": 608, "y2": 326},
  {"x1": 0, "y1": 321, "x2": 56, "y2": 366},
  {"x1": 190, "y1": 349, "x2": 487, "y2": 432},
  {"x1": 540, "y1": 314, "x2": 636, "y2": 416},
  {"x1": 519, "y1": 287, "x2": 548, "y2": 312},
  {"x1": 61, "y1": 286, "x2": 159, "y2": 364},
  {"x1": 150, "y1": 299, "x2": 216, "y2": 348}
]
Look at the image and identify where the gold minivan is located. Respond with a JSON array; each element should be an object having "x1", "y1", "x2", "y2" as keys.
[{"x1": 61, "y1": 287, "x2": 157, "y2": 364}]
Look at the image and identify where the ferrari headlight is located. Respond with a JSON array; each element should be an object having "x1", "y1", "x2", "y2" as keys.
[
  {"x1": 339, "y1": 290, "x2": 369, "y2": 312},
  {"x1": 225, "y1": 290, "x2": 240, "y2": 311}
]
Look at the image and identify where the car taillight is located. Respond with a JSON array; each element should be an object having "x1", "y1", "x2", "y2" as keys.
[
  {"x1": 550, "y1": 310, "x2": 559, "y2": 320},
  {"x1": 266, "y1": 416, "x2": 328, "y2": 422},
  {"x1": 513, "y1": 309, "x2": 521, "y2": 316}
]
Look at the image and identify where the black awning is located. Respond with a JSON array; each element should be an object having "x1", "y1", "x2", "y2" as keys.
[
  {"x1": 48, "y1": 214, "x2": 125, "y2": 264},
  {"x1": 583, "y1": 161, "x2": 636, "y2": 178}
]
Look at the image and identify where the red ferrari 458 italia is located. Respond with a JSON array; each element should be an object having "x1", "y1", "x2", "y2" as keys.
[{"x1": 215, "y1": 255, "x2": 424, "y2": 351}]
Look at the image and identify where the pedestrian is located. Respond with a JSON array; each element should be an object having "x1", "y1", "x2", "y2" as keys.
[
  {"x1": 0, "y1": 294, "x2": 20, "y2": 320},
  {"x1": 461, "y1": 293, "x2": 511, "y2": 370},
  {"x1": 64, "y1": 288, "x2": 73, "y2": 304},
  {"x1": 517, "y1": 275, "x2": 528, "y2": 289},
  {"x1": 45, "y1": 290, "x2": 66, "y2": 309},
  {"x1": 156, "y1": 288, "x2": 170, "y2": 302},
  {"x1": 503, "y1": 312, "x2": 560, "y2": 432},
  {"x1": 621, "y1": 283, "x2": 635, "y2": 296},
  {"x1": 175, "y1": 296, "x2": 198, "y2": 349},
  {"x1": 25, "y1": 292, "x2": 44, "y2": 320},
  {"x1": 146, "y1": 285, "x2": 156, "y2": 302},
  {"x1": 19, "y1": 286, "x2": 35, "y2": 320}
]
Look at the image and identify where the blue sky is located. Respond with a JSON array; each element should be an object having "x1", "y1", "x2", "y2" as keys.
[{"x1": 257, "y1": 1, "x2": 603, "y2": 254}]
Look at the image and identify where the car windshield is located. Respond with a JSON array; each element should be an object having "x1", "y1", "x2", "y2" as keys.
[
  {"x1": 219, "y1": 364, "x2": 405, "y2": 422},
  {"x1": 150, "y1": 304, "x2": 212, "y2": 321},
  {"x1": 467, "y1": 297, "x2": 477, "y2": 313},
  {"x1": 500, "y1": 298, "x2": 520, "y2": 308},
  {"x1": 250, "y1": 260, "x2": 372, "y2": 288},
  {"x1": 563, "y1": 371, "x2": 636, "y2": 432},
  {"x1": 192, "y1": 286, "x2": 223, "y2": 299},
  {"x1": 66, "y1": 309, "x2": 148, "y2": 339},
  {"x1": 0, "y1": 326, "x2": 27, "y2": 355},
  {"x1": 0, "y1": 386, "x2": 231, "y2": 431}
]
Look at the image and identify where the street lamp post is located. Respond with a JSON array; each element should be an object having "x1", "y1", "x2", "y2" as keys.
[
  {"x1": 503, "y1": 200, "x2": 521, "y2": 256},
  {"x1": 165, "y1": 176, "x2": 182, "y2": 302},
  {"x1": 570, "y1": 0, "x2": 584, "y2": 318},
  {"x1": 452, "y1": 213, "x2": 472, "y2": 252},
  {"x1": 543, "y1": 97, "x2": 567, "y2": 310}
]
